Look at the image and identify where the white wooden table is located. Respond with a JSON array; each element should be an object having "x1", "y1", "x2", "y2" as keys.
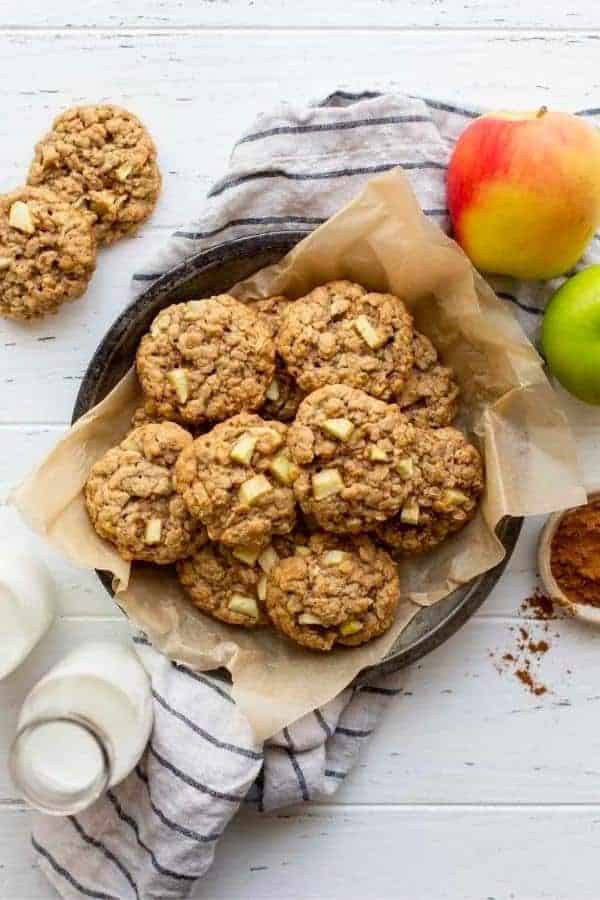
[{"x1": 2, "y1": 3, "x2": 600, "y2": 897}]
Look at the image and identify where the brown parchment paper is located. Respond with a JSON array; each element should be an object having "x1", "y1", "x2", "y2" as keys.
[{"x1": 14, "y1": 168, "x2": 586, "y2": 741}]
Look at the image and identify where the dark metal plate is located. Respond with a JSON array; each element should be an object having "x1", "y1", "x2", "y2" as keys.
[{"x1": 73, "y1": 230, "x2": 522, "y2": 679}]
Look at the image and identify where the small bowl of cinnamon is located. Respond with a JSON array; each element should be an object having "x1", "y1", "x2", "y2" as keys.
[{"x1": 538, "y1": 489, "x2": 600, "y2": 625}]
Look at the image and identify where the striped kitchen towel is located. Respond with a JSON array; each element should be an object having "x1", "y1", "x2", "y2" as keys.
[
  {"x1": 32, "y1": 91, "x2": 600, "y2": 899},
  {"x1": 32, "y1": 640, "x2": 401, "y2": 899}
]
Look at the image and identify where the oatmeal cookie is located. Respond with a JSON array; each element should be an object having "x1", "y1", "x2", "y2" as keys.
[
  {"x1": 177, "y1": 543, "x2": 269, "y2": 628},
  {"x1": 176, "y1": 526, "x2": 310, "y2": 628},
  {"x1": 252, "y1": 296, "x2": 305, "y2": 421},
  {"x1": 85, "y1": 422, "x2": 204, "y2": 564},
  {"x1": 266, "y1": 533, "x2": 400, "y2": 651},
  {"x1": 287, "y1": 385, "x2": 416, "y2": 533},
  {"x1": 376, "y1": 426, "x2": 484, "y2": 555},
  {"x1": 174, "y1": 413, "x2": 296, "y2": 546},
  {"x1": 136, "y1": 296, "x2": 276, "y2": 426},
  {"x1": 277, "y1": 280, "x2": 414, "y2": 399},
  {"x1": 0, "y1": 185, "x2": 96, "y2": 321},
  {"x1": 28, "y1": 104, "x2": 161, "y2": 245},
  {"x1": 397, "y1": 332, "x2": 460, "y2": 428}
]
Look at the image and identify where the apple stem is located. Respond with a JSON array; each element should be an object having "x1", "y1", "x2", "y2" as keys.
[{"x1": 536, "y1": 105, "x2": 548, "y2": 119}]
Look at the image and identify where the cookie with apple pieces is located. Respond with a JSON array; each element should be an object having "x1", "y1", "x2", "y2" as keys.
[
  {"x1": 176, "y1": 526, "x2": 311, "y2": 629},
  {"x1": 174, "y1": 413, "x2": 297, "y2": 547},
  {"x1": 277, "y1": 280, "x2": 414, "y2": 400},
  {"x1": 287, "y1": 384, "x2": 416, "y2": 533},
  {"x1": 85, "y1": 422, "x2": 205, "y2": 564},
  {"x1": 28, "y1": 104, "x2": 161, "y2": 246},
  {"x1": 0, "y1": 185, "x2": 96, "y2": 321},
  {"x1": 136, "y1": 295, "x2": 276, "y2": 426},
  {"x1": 376, "y1": 426, "x2": 484, "y2": 555},
  {"x1": 266, "y1": 532, "x2": 400, "y2": 651}
]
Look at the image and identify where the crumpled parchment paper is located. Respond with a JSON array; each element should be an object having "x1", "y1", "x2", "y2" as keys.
[{"x1": 14, "y1": 168, "x2": 586, "y2": 740}]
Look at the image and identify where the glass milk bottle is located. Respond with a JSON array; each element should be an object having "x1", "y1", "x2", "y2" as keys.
[
  {"x1": 10, "y1": 641, "x2": 153, "y2": 815},
  {"x1": 0, "y1": 547, "x2": 56, "y2": 679}
]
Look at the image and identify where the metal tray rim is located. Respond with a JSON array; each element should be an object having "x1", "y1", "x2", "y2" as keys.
[{"x1": 72, "y1": 229, "x2": 523, "y2": 680}]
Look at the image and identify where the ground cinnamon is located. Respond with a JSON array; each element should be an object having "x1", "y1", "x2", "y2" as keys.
[
  {"x1": 490, "y1": 599, "x2": 552, "y2": 696},
  {"x1": 551, "y1": 498, "x2": 600, "y2": 607},
  {"x1": 515, "y1": 668, "x2": 547, "y2": 696},
  {"x1": 521, "y1": 590, "x2": 554, "y2": 619}
]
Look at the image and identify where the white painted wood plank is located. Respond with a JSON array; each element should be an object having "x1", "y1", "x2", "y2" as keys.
[
  {"x1": 4, "y1": 426, "x2": 596, "y2": 553},
  {"x1": 1, "y1": 30, "x2": 600, "y2": 423},
  {"x1": 353, "y1": 615, "x2": 600, "y2": 805},
  {"x1": 157, "y1": 805, "x2": 600, "y2": 900},
  {"x1": 0, "y1": 423, "x2": 567, "y2": 620},
  {"x1": 0, "y1": 616, "x2": 599, "y2": 804},
  {"x1": 0, "y1": 429, "x2": 67, "y2": 502},
  {"x1": 0, "y1": 473, "x2": 546, "y2": 616},
  {"x1": 0, "y1": 231, "x2": 171, "y2": 424},
  {"x1": 2, "y1": 803, "x2": 600, "y2": 900},
  {"x1": 0, "y1": 427, "x2": 593, "y2": 621},
  {"x1": 0, "y1": 503, "x2": 119, "y2": 617},
  {"x1": 1, "y1": 0, "x2": 598, "y2": 30},
  {"x1": 0, "y1": 16, "x2": 599, "y2": 900},
  {"x1": 0, "y1": 429, "x2": 121, "y2": 618}
]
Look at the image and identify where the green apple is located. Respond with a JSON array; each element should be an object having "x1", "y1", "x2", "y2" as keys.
[{"x1": 541, "y1": 265, "x2": 600, "y2": 404}]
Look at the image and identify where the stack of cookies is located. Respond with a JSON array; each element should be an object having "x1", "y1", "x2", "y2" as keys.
[
  {"x1": 85, "y1": 282, "x2": 484, "y2": 652},
  {"x1": 0, "y1": 104, "x2": 161, "y2": 321}
]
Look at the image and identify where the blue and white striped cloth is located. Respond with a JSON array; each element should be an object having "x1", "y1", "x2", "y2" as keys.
[{"x1": 32, "y1": 91, "x2": 600, "y2": 899}]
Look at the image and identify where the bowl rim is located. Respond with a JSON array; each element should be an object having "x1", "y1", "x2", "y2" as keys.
[
  {"x1": 72, "y1": 228, "x2": 523, "y2": 679},
  {"x1": 538, "y1": 488, "x2": 600, "y2": 625}
]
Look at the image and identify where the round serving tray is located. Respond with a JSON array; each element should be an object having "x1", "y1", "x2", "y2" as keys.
[{"x1": 73, "y1": 230, "x2": 522, "y2": 681}]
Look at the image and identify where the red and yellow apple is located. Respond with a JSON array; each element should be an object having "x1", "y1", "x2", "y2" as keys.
[{"x1": 447, "y1": 107, "x2": 600, "y2": 279}]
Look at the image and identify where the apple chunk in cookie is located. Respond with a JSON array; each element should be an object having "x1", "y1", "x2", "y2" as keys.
[
  {"x1": 84, "y1": 422, "x2": 205, "y2": 564},
  {"x1": 265, "y1": 533, "x2": 400, "y2": 651},
  {"x1": 287, "y1": 384, "x2": 416, "y2": 533},
  {"x1": 136, "y1": 296, "x2": 276, "y2": 426},
  {"x1": 277, "y1": 280, "x2": 414, "y2": 400},
  {"x1": 174, "y1": 413, "x2": 297, "y2": 547},
  {"x1": 376, "y1": 426, "x2": 484, "y2": 555}
]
